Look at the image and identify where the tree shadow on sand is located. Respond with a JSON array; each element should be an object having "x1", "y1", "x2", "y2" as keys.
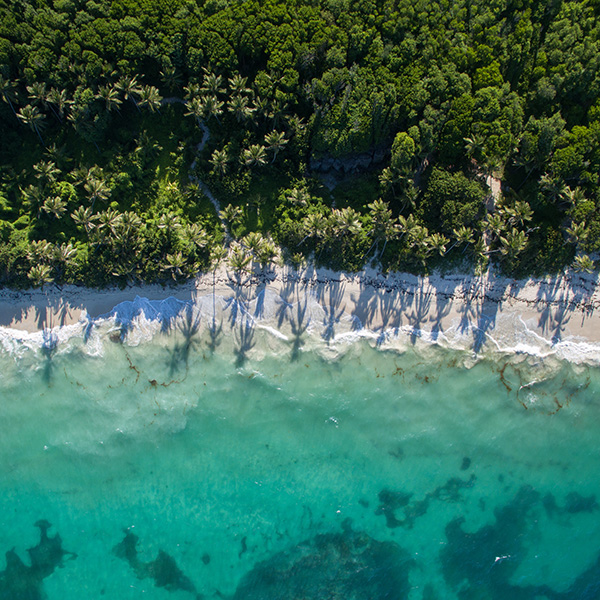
[
  {"x1": 317, "y1": 278, "x2": 345, "y2": 343},
  {"x1": 275, "y1": 273, "x2": 311, "y2": 361},
  {"x1": 233, "y1": 314, "x2": 256, "y2": 367},
  {"x1": 165, "y1": 304, "x2": 201, "y2": 376}
]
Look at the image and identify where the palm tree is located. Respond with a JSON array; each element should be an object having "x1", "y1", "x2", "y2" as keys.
[
  {"x1": 157, "y1": 212, "x2": 182, "y2": 234},
  {"x1": 160, "y1": 65, "x2": 182, "y2": 92},
  {"x1": 264, "y1": 130, "x2": 287, "y2": 162},
  {"x1": 210, "y1": 245, "x2": 228, "y2": 271},
  {"x1": 228, "y1": 242, "x2": 251, "y2": 275},
  {"x1": 511, "y1": 200, "x2": 533, "y2": 227},
  {"x1": 27, "y1": 82, "x2": 48, "y2": 108},
  {"x1": 331, "y1": 207, "x2": 362, "y2": 236},
  {"x1": 47, "y1": 88, "x2": 70, "y2": 121},
  {"x1": 210, "y1": 148, "x2": 229, "y2": 175},
  {"x1": 241, "y1": 144, "x2": 267, "y2": 168},
  {"x1": 44, "y1": 143, "x2": 70, "y2": 169},
  {"x1": 42, "y1": 196, "x2": 67, "y2": 219},
  {"x1": 366, "y1": 198, "x2": 396, "y2": 257},
  {"x1": 201, "y1": 95, "x2": 224, "y2": 123},
  {"x1": 253, "y1": 95, "x2": 270, "y2": 123},
  {"x1": 20, "y1": 184, "x2": 44, "y2": 213},
  {"x1": 451, "y1": 226, "x2": 475, "y2": 252},
  {"x1": 499, "y1": 227, "x2": 528, "y2": 259},
  {"x1": 269, "y1": 98, "x2": 288, "y2": 128},
  {"x1": 184, "y1": 97, "x2": 204, "y2": 126},
  {"x1": 564, "y1": 186, "x2": 586, "y2": 207},
  {"x1": 565, "y1": 221, "x2": 588, "y2": 246},
  {"x1": 572, "y1": 254, "x2": 595, "y2": 274},
  {"x1": 164, "y1": 251, "x2": 187, "y2": 280},
  {"x1": 464, "y1": 133, "x2": 486, "y2": 161},
  {"x1": 242, "y1": 231, "x2": 264, "y2": 254},
  {"x1": 28, "y1": 264, "x2": 54, "y2": 288},
  {"x1": 228, "y1": 94, "x2": 253, "y2": 123},
  {"x1": 183, "y1": 83, "x2": 201, "y2": 102},
  {"x1": 286, "y1": 187, "x2": 310, "y2": 206},
  {"x1": 54, "y1": 242, "x2": 76, "y2": 262},
  {"x1": 473, "y1": 237, "x2": 489, "y2": 274},
  {"x1": 228, "y1": 74, "x2": 251, "y2": 95},
  {"x1": 220, "y1": 204, "x2": 242, "y2": 238},
  {"x1": 97, "y1": 208, "x2": 121, "y2": 238},
  {"x1": 301, "y1": 212, "x2": 327, "y2": 243},
  {"x1": 117, "y1": 75, "x2": 142, "y2": 110},
  {"x1": 184, "y1": 222, "x2": 208, "y2": 248},
  {"x1": 485, "y1": 213, "x2": 505, "y2": 238},
  {"x1": 201, "y1": 70, "x2": 225, "y2": 96},
  {"x1": 34, "y1": 160, "x2": 60, "y2": 184},
  {"x1": 118, "y1": 211, "x2": 143, "y2": 237},
  {"x1": 428, "y1": 232, "x2": 449, "y2": 256},
  {"x1": 0, "y1": 75, "x2": 18, "y2": 116},
  {"x1": 71, "y1": 206, "x2": 97, "y2": 234},
  {"x1": 84, "y1": 177, "x2": 110, "y2": 208},
  {"x1": 397, "y1": 214, "x2": 419, "y2": 240},
  {"x1": 17, "y1": 104, "x2": 46, "y2": 144},
  {"x1": 255, "y1": 238, "x2": 277, "y2": 270},
  {"x1": 97, "y1": 85, "x2": 122, "y2": 113},
  {"x1": 540, "y1": 173, "x2": 568, "y2": 204},
  {"x1": 138, "y1": 85, "x2": 162, "y2": 112},
  {"x1": 407, "y1": 224, "x2": 430, "y2": 255},
  {"x1": 28, "y1": 240, "x2": 54, "y2": 263}
]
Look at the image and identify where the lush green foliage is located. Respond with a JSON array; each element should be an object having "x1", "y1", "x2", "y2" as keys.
[{"x1": 1, "y1": 0, "x2": 599, "y2": 286}]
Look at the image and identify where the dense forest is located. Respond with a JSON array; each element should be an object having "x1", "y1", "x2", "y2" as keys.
[{"x1": 1, "y1": 0, "x2": 600, "y2": 287}]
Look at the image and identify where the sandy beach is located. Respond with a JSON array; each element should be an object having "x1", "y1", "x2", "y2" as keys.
[{"x1": 1, "y1": 265, "x2": 599, "y2": 358}]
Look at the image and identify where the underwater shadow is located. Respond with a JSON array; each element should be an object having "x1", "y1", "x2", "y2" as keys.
[
  {"x1": 231, "y1": 520, "x2": 414, "y2": 600},
  {"x1": 0, "y1": 520, "x2": 76, "y2": 600},
  {"x1": 113, "y1": 529, "x2": 200, "y2": 599}
]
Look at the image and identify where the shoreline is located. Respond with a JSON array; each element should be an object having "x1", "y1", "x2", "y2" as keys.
[{"x1": 1, "y1": 265, "x2": 599, "y2": 360}]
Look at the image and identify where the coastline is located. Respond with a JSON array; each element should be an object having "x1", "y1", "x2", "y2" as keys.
[{"x1": 1, "y1": 265, "x2": 599, "y2": 361}]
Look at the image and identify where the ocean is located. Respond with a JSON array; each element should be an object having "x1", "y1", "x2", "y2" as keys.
[{"x1": 1, "y1": 293, "x2": 600, "y2": 599}]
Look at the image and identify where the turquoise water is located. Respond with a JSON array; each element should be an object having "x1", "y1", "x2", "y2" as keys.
[{"x1": 1, "y1": 309, "x2": 600, "y2": 599}]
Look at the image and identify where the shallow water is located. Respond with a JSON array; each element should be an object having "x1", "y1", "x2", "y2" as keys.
[{"x1": 1, "y1": 306, "x2": 600, "y2": 599}]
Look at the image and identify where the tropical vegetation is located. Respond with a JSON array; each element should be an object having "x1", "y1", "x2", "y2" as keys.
[{"x1": 1, "y1": 0, "x2": 599, "y2": 287}]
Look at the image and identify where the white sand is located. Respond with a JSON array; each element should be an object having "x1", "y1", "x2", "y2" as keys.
[{"x1": 1, "y1": 265, "x2": 599, "y2": 358}]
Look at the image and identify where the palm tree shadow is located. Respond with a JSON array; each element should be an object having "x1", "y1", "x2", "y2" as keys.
[
  {"x1": 537, "y1": 277, "x2": 574, "y2": 344},
  {"x1": 206, "y1": 315, "x2": 223, "y2": 354},
  {"x1": 289, "y1": 296, "x2": 309, "y2": 361},
  {"x1": 166, "y1": 305, "x2": 201, "y2": 375},
  {"x1": 472, "y1": 278, "x2": 508, "y2": 353},
  {"x1": 407, "y1": 282, "x2": 433, "y2": 345},
  {"x1": 275, "y1": 272, "x2": 311, "y2": 360},
  {"x1": 321, "y1": 281, "x2": 346, "y2": 343},
  {"x1": 234, "y1": 315, "x2": 256, "y2": 367}
]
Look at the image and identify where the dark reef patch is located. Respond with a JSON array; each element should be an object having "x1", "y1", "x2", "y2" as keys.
[
  {"x1": 231, "y1": 525, "x2": 413, "y2": 600},
  {"x1": 376, "y1": 474, "x2": 476, "y2": 529},
  {"x1": 0, "y1": 520, "x2": 76, "y2": 600},
  {"x1": 544, "y1": 492, "x2": 599, "y2": 519},
  {"x1": 441, "y1": 486, "x2": 600, "y2": 599},
  {"x1": 113, "y1": 529, "x2": 200, "y2": 599}
]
